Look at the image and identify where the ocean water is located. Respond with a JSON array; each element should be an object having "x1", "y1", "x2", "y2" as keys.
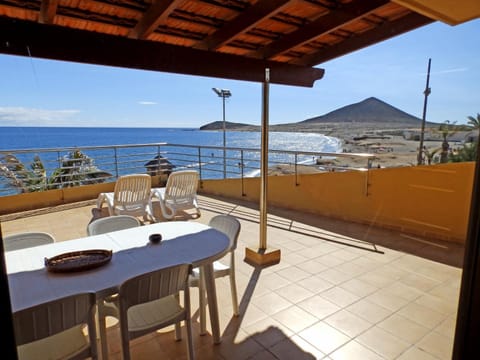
[
  {"x1": 0, "y1": 127, "x2": 341, "y2": 193},
  {"x1": 0, "y1": 127, "x2": 341, "y2": 153}
]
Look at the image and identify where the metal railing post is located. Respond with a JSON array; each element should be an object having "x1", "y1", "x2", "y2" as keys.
[
  {"x1": 198, "y1": 147, "x2": 202, "y2": 180},
  {"x1": 114, "y1": 147, "x2": 119, "y2": 179},
  {"x1": 295, "y1": 153, "x2": 299, "y2": 186}
]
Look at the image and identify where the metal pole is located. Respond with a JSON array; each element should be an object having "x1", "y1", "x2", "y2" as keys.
[
  {"x1": 222, "y1": 94, "x2": 227, "y2": 179},
  {"x1": 259, "y1": 68, "x2": 270, "y2": 250},
  {"x1": 417, "y1": 58, "x2": 431, "y2": 165}
]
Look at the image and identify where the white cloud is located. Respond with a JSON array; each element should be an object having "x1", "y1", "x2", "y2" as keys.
[
  {"x1": 0, "y1": 107, "x2": 80, "y2": 125},
  {"x1": 138, "y1": 101, "x2": 157, "y2": 105},
  {"x1": 433, "y1": 67, "x2": 469, "y2": 75}
]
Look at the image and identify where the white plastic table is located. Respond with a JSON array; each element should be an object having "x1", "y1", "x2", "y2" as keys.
[{"x1": 6, "y1": 221, "x2": 230, "y2": 347}]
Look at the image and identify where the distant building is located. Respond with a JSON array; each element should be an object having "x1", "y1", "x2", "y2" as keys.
[{"x1": 144, "y1": 155, "x2": 175, "y2": 176}]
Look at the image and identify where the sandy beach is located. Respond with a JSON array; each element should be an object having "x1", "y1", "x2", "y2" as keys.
[{"x1": 269, "y1": 126, "x2": 447, "y2": 175}]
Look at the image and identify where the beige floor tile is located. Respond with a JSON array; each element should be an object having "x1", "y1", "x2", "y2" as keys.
[
  {"x1": 295, "y1": 259, "x2": 328, "y2": 275},
  {"x1": 334, "y1": 260, "x2": 370, "y2": 277},
  {"x1": 319, "y1": 286, "x2": 360, "y2": 308},
  {"x1": 357, "y1": 271, "x2": 398, "y2": 288},
  {"x1": 298, "y1": 295, "x2": 341, "y2": 320},
  {"x1": 345, "y1": 299, "x2": 392, "y2": 324},
  {"x1": 357, "y1": 326, "x2": 411, "y2": 359},
  {"x1": 272, "y1": 305, "x2": 319, "y2": 333},
  {"x1": 269, "y1": 335, "x2": 325, "y2": 360},
  {"x1": 339, "y1": 278, "x2": 378, "y2": 298},
  {"x1": 237, "y1": 303, "x2": 269, "y2": 328},
  {"x1": 330, "y1": 248, "x2": 363, "y2": 261},
  {"x1": 330, "y1": 340, "x2": 384, "y2": 360},
  {"x1": 281, "y1": 252, "x2": 311, "y2": 266},
  {"x1": 316, "y1": 268, "x2": 352, "y2": 285},
  {"x1": 256, "y1": 271, "x2": 292, "y2": 291},
  {"x1": 397, "y1": 346, "x2": 441, "y2": 360},
  {"x1": 416, "y1": 331, "x2": 454, "y2": 360},
  {"x1": 381, "y1": 281, "x2": 424, "y2": 301},
  {"x1": 433, "y1": 315, "x2": 457, "y2": 339},
  {"x1": 2, "y1": 195, "x2": 463, "y2": 360},
  {"x1": 324, "y1": 309, "x2": 372, "y2": 338},
  {"x1": 397, "y1": 302, "x2": 446, "y2": 329},
  {"x1": 428, "y1": 282, "x2": 461, "y2": 302},
  {"x1": 243, "y1": 318, "x2": 294, "y2": 349},
  {"x1": 316, "y1": 254, "x2": 346, "y2": 268},
  {"x1": 414, "y1": 293, "x2": 458, "y2": 316},
  {"x1": 252, "y1": 291, "x2": 292, "y2": 316},
  {"x1": 399, "y1": 272, "x2": 441, "y2": 293},
  {"x1": 365, "y1": 290, "x2": 409, "y2": 312},
  {"x1": 377, "y1": 313, "x2": 430, "y2": 344},
  {"x1": 297, "y1": 275, "x2": 335, "y2": 294},
  {"x1": 276, "y1": 266, "x2": 311, "y2": 282},
  {"x1": 275, "y1": 282, "x2": 315, "y2": 304},
  {"x1": 299, "y1": 321, "x2": 350, "y2": 355}
]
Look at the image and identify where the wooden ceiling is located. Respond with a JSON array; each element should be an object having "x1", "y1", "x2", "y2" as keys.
[{"x1": 0, "y1": 0, "x2": 434, "y2": 87}]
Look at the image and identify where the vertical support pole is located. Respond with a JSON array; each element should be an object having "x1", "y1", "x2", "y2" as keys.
[
  {"x1": 245, "y1": 68, "x2": 281, "y2": 266},
  {"x1": 222, "y1": 96, "x2": 227, "y2": 179},
  {"x1": 259, "y1": 68, "x2": 270, "y2": 250},
  {"x1": 417, "y1": 58, "x2": 431, "y2": 165}
]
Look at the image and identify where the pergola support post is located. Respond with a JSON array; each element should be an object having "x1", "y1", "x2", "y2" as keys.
[{"x1": 245, "y1": 68, "x2": 281, "y2": 267}]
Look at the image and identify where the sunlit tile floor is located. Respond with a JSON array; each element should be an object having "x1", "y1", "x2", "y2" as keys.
[{"x1": 1, "y1": 194, "x2": 463, "y2": 359}]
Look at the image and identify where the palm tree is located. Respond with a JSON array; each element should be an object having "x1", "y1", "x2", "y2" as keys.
[
  {"x1": 467, "y1": 113, "x2": 480, "y2": 132},
  {"x1": 436, "y1": 121, "x2": 458, "y2": 163},
  {"x1": 0, "y1": 150, "x2": 111, "y2": 193}
]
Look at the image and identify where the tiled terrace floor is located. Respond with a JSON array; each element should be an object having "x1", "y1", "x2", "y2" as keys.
[{"x1": 1, "y1": 194, "x2": 464, "y2": 359}]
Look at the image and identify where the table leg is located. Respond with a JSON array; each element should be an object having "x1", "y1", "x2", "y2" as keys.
[
  {"x1": 202, "y1": 263, "x2": 221, "y2": 344},
  {"x1": 199, "y1": 267, "x2": 207, "y2": 335}
]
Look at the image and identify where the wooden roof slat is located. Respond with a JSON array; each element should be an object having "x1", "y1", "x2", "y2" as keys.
[
  {"x1": 39, "y1": 0, "x2": 58, "y2": 24},
  {"x1": 195, "y1": 0, "x2": 295, "y2": 51},
  {"x1": 129, "y1": 0, "x2": 187, "y2": 40},
  {"x1": 256, "y1": 0, "x2": 390, "y2": 60},
  {"x1": 0, "y1": 0, "x2": 436, "y2": 86},
  {"x1": 294, "y1": 11, "x2": 433, "y2": 66},
  {"x1": 0, "y1": 17, "x2": 324, "y2": 87}
]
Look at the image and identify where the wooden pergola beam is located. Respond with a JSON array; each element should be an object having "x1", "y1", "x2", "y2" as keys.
[
  {"x1": 39, "y1": 0, "x2": 59, "y2": 24},
  {"x1": 294, "y1": 12, "x2": 433, "y2": 66},
  {"x1": 129, "y1": 0, "x2": 187, "y2": 40},
  {"x1": 256, "y1": 0, "x2": 390, "y2": 60},
  {"x1": 195, "y1": 0, "x2": 295, "y2": 51},
  {"x1": 0, "y1": 18, "x2": 324, "y2": 87}
]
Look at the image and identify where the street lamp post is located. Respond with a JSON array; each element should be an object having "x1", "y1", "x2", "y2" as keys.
[{"x1": 212, "y1": 88, "x2": 232, "y2": 178}]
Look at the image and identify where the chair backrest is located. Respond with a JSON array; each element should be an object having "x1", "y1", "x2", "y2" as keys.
[
  {"x1": 208, "y1": 215, "x2": 241, "y2": 250},
  {"x1": 87, "y1": 215, "x2": 141, "y2": 236},
  {"x1": 13, "y1": 292, "x2": 97, "y2": 360},
  {"x1": 3, "y1": 232, "x2": 55, "y2": 252},
  {"x1": 113, "y1": 174, "x2": 152, "y2": 210},
  {"x1": 164, "y1": 170, "x2": 199, "y2": 203},
  {"x1": 119, "y1": 263, "x2": 192, "y2": 309}
]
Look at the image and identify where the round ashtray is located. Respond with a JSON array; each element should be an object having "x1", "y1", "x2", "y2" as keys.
[{"x1": 149, "y1": 233, "x2": 162, "y2": 244}]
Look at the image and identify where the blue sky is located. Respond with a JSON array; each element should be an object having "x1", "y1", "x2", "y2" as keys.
[{"x1": 0, "y1": 18, "x2": 478, "y2": 128}]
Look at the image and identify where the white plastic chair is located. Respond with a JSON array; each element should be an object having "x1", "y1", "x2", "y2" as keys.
[
  {"x1": 151, "y1": 170, "x2": 200, "y2": 220},
  {"x1": 87, "y1": 215, "x2": 141, "y2": 236},
  {"x1": 96, "y1": 174, "x2": 155, "y2": 222},
  {"x1": 98, "y1": 263, "x2": 194, "y2": 360},
  {"x1": 3, "y1": 232, "x2": 55, "y2": 252},
  {"x1": 13, "y1": 292, "x2": 98, "y2": 360},
  {"x1": 189, "y1": 214, "x2": 241, "y2": 334}
]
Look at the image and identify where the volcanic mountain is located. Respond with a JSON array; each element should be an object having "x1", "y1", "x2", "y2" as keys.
[{"x1": 200, "y1": 97, "x2": 435, "y2": 132}]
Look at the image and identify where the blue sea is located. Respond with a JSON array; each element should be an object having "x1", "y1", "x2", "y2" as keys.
[
  {"x1": 0, "y1": 127, "x2": 341, "y2": 194},
  {"x1": 0, "y1": 127, "x2": 341, "y2": 153}
]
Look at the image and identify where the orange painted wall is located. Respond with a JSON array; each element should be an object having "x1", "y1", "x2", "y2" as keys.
[
  {"x1": 0, "y1": 164, "x2": 474, "y2": 243},
  {"x1": 200, "y1": 162, "x2": 475, "y2": 243}
]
